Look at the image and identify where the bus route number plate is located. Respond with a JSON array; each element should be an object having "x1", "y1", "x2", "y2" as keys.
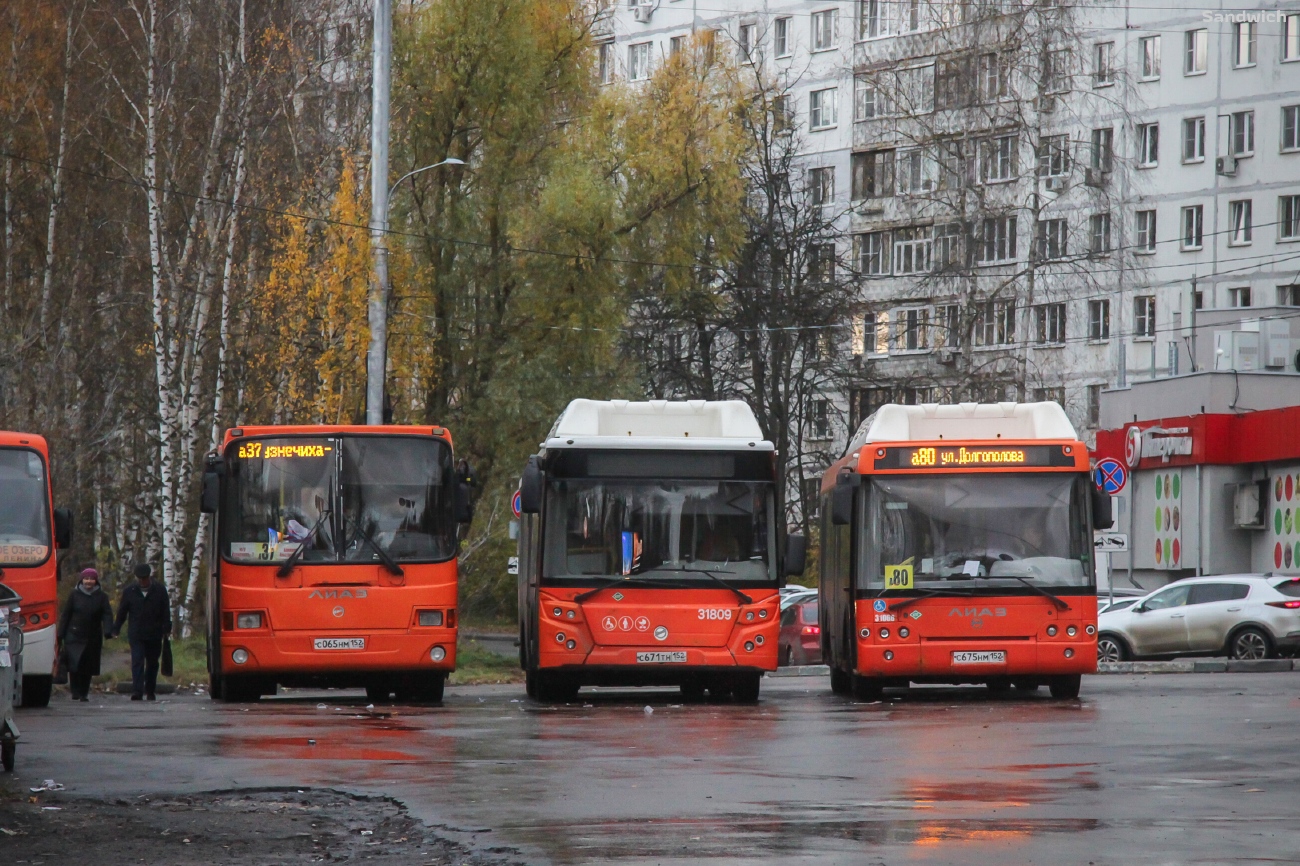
[
  {"x1": 952, "y1": 651, "x2": 1005, "y2": 665},
  {"x1": 637, "y1": 651, "x2": 687, "y2": 663},
  {"x1": 314, "y1": 638, "x2": 365, "y2": 650}
]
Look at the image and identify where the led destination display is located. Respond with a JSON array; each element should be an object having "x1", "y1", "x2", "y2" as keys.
[{"x1": 872, "y1": 444, "x2": 1076, "y2": 471}]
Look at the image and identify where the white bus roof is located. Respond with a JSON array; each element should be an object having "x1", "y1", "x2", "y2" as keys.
[
  {"x1": 848, "y1": 402, "x2": 1079, "y2": 450},
  {"x1": 543, "y1": 399, "x2": 773, "y2": 451}
]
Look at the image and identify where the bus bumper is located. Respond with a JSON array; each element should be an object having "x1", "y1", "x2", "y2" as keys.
[
  {"x1": 856, "y1": 638, "x2": 1096, "y2": 679},
  {"x1": 539, "y1": 643, "x2": 777, "y2": 677},
  {"x1": 217, "y1": 628, "x2": 457, "y2": 676},
  {"x1": 22, "y1": 624, "x2": 54, "y2": 677}
]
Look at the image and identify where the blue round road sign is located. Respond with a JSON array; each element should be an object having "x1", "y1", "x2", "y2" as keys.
[
  {"x1": 511, "y1": 489, "x2": 522, "y2": 518},
  {"x1": 1095, "y1": 458, "x2": 1126, "y2": 494}
]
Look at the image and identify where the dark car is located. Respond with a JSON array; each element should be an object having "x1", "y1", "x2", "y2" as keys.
[{"x1": 778, "y1": 598, "x2": 821, "y2": 666}]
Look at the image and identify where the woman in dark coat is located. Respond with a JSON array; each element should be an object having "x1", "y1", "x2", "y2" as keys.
[{"x1": 57, "y1": 568, "x2": 114, "y2": 701}]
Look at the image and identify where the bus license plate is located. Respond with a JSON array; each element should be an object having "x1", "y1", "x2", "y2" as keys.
[
  {"x1": 314, "y1": 638, "x2": 365, "y2": 651},
  {"x1": 636, "y1": 651, "x2": 687, "y2": 664},
  {"x1": 952, "y1": 651, "x2": 1005, "y2": 665}
]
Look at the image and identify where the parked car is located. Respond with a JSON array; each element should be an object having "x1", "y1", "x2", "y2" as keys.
[
  {"x1": 1097, "y1": 588, "x2": 1147, "y2": 615},
  {"x1": 780, "y1": 584, "x2": 813, "y2": 598},
  {"x1": 780, "y1": 588, "x2": 817, "y2": 612},
  {"x1": 778, "y1": 597, "x2": 821, "y2": 666},
  {"x1": 1098, "y1": 597, "x2": 1140, "y2": 616},
  {"x1": 1097, "y1": 575, "x2": 1300, "y2": 662}
]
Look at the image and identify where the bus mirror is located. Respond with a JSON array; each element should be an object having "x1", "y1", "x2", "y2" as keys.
[
  {"x1": 784, "y1": 534, "x2": 807, "y2": 577},
  {"x1": 53, "y1": 507, "x2": 73, "y2": 549},
  {"x1": 1092, "y1": 486, "x2": 1114, "y2": 529},
  {"x1": 519, "y1": 458, "x2": 543, "y2": 514},
  {"x1": 831, "y1": 477, "x2": 854, "y2": 526},
  {"x1": 454, "y1": 461, "x2": 475, "y2": 525},
  {"x1": 201, "y1": 472, "x2": 220, "y2": 514}
]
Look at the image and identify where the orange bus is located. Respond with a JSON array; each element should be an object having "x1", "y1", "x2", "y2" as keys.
[
  {"x1": 819, "y1": 403, "x2": 1111, "y2": 700},
  {"x1": 201, "y1": 425, "x2": 472, "y2": 703},
  {"x1": 0, "y1": 432, "x2": 72, "y2": 707},
  {"x1": 516, "y1": 400, "x2": 806, "y2": 703}
]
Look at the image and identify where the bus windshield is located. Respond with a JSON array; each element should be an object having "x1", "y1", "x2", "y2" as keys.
[
  {"x1": 222, "y1": 436, "x2": 456, "y2": 564},
  {"x1": 863, "y1": 473, "x2": 1092, "y2": 591},
  {"x1": 0, "y1": 448, "x2": 50, "y2": 566},
  {"x1": 543, "y1": 479, "x2": 776, "y2": 583}
]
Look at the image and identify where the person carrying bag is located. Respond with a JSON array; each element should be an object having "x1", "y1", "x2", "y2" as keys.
[
  {"x1": 111, "y1": 563, "x2": 172, "y2": 701},
  {"x1": 56, "y1": 568, "x2": 114, "y2": 701}
]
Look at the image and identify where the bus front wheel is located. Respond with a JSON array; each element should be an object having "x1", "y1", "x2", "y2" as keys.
[
  {"x1": 396, "y1": 673, "x2": 445, "y2": 704},
  {"x1": 220, "y1": 676, "x2": 262, "y2": 703},
  {"x1": 732, "y1": 673, "x2": 761, "y2": 703},
  {"x1": 20, "y1": 675, "x2": 52, "y2": 708},
  {"x1": 851, "y1": 675, "x2": 884, "y2": 701},
  {"x1": 829, "y1": 666, "x2": 852, "y2": 695},
  {"x1": 1048, "y1": 675, "x2": 1081, "y2": 699}
]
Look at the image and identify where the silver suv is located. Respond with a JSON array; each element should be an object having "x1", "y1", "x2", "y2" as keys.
[{"x1": 1097, "y1": 575, "x2": 1300, "y2": 662}]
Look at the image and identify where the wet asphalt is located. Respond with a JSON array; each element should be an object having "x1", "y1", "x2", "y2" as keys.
[{"x1": 10, "y1": 673, "x2": 1300, "y2": 865}]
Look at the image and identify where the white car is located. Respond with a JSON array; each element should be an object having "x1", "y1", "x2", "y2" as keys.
[{"x1": 1097, "y1": 575, "x2": 1300, "y2": 662}]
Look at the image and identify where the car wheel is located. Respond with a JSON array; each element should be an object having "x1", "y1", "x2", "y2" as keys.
[
  {"x1": 1097, "y1": 634, "x2": 1128, "y2": 663},
  {"x1": 783, "y1": 647, "x2": 795, "y2": 667},
  {"x1": 1229, "y1": 627, "x2": 1273, "y2": 660},
  {"x1": 1048, "y1": 675, "x2": 1081, "y2": 699}
]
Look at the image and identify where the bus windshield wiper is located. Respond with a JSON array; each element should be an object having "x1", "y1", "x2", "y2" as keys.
[
  {"x1": 356, "y1": 525, "x2": 404, "y2": 577},
  {"x1": 976, "y1": 575, "x2": 1071, "y2": 611},
  {"x1": 573, "y1": 574, "x2": 688, "y2": 603},
  {"x1": 646, "y1": 566, "x2": 753, "y2": 605},
  {"x1": 276, "y1": 509, "x2": 332, "y2": 578},
  {"x1": 886, "y1": 587, "x2": 977, "y2": 612}
]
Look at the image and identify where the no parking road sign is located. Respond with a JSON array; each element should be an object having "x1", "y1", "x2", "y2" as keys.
[{"x1": 1094, "y1": 458, "x2": 1127, "y2": 494}]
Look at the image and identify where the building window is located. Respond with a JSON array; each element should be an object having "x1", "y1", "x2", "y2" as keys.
[
  {"x1": 669, "y1": 35, "x2": 686, "y2": 57},
  {"x1": 1088, "y1": 299, "x2": 1110, "y2": 341},
  {"x1": 1182, "y1": 117, "x2": 1205, "y2": 162},
  {"x1": 1281, "y1": 195, "x2": 1300, "y2": 240},
  {"x1": 1283, "y1": 106, "x2": 1300, "y2": 151},
  {"x1": 860, "y1": 310, "x2": 891, "y2": 355},
  {"x1": 1134, "y1": 296, "x2": 1156, "y2": 338},
  {"x1": 809, "y1": 166, "x2": 835, "y2": 208},
  {"x1": 1278, "y1": 284, "x2": 1300, "y2": 306},
  {"x1": 738, "y1": 23, "x2": 757, "y2": 62},
  {"x1": 896, "y1": 148, "x2": 933, "y2": 195},
  {"x1": 808, "y1": 244, "x2": 836, "y2": 281},
  {"x1": 1193, "y1": 289, "x2": 1204, "y2": 310},
  {"x1": 1034, "y1": 387, "x2": 1066, "y2": 406},
  {"x1": 1093, "y1": 42, "x2": 1115, "y2": 86},
  {"x1": 895, "y1": 307, "x2": 929, "y2": 351},
  {"x1": 892, "y1": 226, "x2": 932, "y2": 275},
  {"x1": 1185, "y1": 28, "x2": 1208, "y2": 75},
  {"x1": 979, "y1": 215, "x2": 1017, "y2": 263},
  {"x1": 598, "y1": 41, "x2": 615, "y2": 84},
  {"x1": 858, "y1": 0, "x2": 886, "y2": 39},
  {"x1": 809, "y1": 87, "x2": 837, "y2": 130},
  {"x1": 1286, "y1": 14, "x2": 1300, "y2": 62},
  {"x1": 1229, "y1": 286, "x2": 1252, "y2": 308},
  {"x1": 774, "y1": 17, "x2": 791, "y2": 57},
  {"x1": 851, "y1": 149, "x2": 894, "y2": 199},
  {"x1": 1045, "y1": 48, "x2": 1069, "y2": 94},
  {"x1": 1137, "y1": 123, "x2": 1159, "y2": 167},
  {"x1": 854, "y1": 231, "x2": 889, "y2": 275},
  {"x1": 936, "y1": 303, "x2": 961, "y2": 347},
  {"x1": 1091, "y1": 127, "x2": 1114, "y2": 171},
  {"x1": 1234, "y1": 21, "x2": 1256, "y2": 67},
  {"x1": 977, "y1": 52, "x2": 1006, "y2": 101},
  {"x1": 1181, "y1": 205, "x2": 1204, "y2": 250},
  {"x1": 1136, "y1": 209, "x2": 1157, "y2": 252},
  {"x1": 1230, "y1": 111, "x2": 1255, "y2": 156},
  {"x1": 772, "y1": 95, "x2": 793, "y2": 132},
  {"x1": 1037, "y1": 134, "x2": 1070, "y2": 177},
  {"x1": 975, "y1": 299, "x2": 1016, "y2": 346},
  {"x1": 854, "y1": 76, "x2": 889, "y2": 120},
  {"x1": 810, "y1": 398, "x2": 830, "y2": 439},
  {"x1": 1088, "y1": 384, "x2": 1102, "y2": 426},
  {"x1": 1037, "y1": 218, "x2": 1068, "y2": 260},
  {"x1": 981, "y1": 134, "x2": 1017, "y2": 182},
  {"x1": 1035, "y1": 303, "x2": 1067, "y2": 345},
  {"x1": 1090, "y1": 212, "x2": 1112, "y2": 254},
  {"x1": 1229, "y1": 200, "x2": 1253, "y2": 245},
  {"x1": 1140, "y1": 36, "x2": 1161, "y2": 79},
  {"x1": 811, "y1": 9, "x2": 837, "y2": 52},
  {"x1": 937, "y1": 140, "x2": 971, "y2": 190},
  {"x1": 628, "y1": 42, "x2": 651, "y2": 81},
  {"x1": 934, "y1": 222, "x2": 962, "y2": 270}
]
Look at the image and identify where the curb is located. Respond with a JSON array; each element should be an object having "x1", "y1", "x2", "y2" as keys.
[{"x1": 772, "y1": 660, "x2": 1300, "y2": 677}]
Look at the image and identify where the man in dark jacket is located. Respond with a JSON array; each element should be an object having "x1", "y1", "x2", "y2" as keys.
[
  {"x1": 57, "y1": 567, "x2": 114, "y2": 701},
  {"x1": 112, "y1": 563, "x2": 172, "y2": 701}
]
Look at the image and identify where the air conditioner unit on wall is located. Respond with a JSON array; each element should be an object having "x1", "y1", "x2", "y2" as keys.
[
  {"x1": 1233, "y1": 480, "x2": 1268, "y2": 529},
  {"x1": 1084, "y1": 167, "x2": 1108, "y2": 188},
  {"x1": 1215, "y1": 155, "x2": 1237, "y2": 177},
  {"x1": 1044, "y1": 176, "x2": 1067, "y2": 192},
  {"x1": 633, "y1": 2, "x2": 654, "y2": 23},
  {"x1": 936, "y1": 347, "x2": 958, "y2": 365}
]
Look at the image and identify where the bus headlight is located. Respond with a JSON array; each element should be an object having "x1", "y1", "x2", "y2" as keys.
[
  {"x1": 418, "y1": 610, "x2": 444, "y2": 627},
  {"x1": 744, "y1": 641, "x2": 755, "y2": 652},
  {"x1": 236, "y1": 612, "x2": 262, "y2": 629},
  {"x1": 231, "y1": 649, "x2": 249, "y2": 665},
  {"x1": 430, "y1": 645, "x2": 447, "y2": 663},
  {"x1": 898, "y1": 627, "x2": 909, "y2": 638},
  {"x1": 883, "y1": 650, "x2": 894, "y2": 661},
  {"x1": 755, "y1": 634, "x2": 765, "y2": 645},
  {"x1": 1064, "y1": 648, "x2": 1075, "y2": 659},
  {"x1": 1086, "y1": 625, "x2": 1096, "y2": 635},
  {"x1": 1067, "y1": 626, "x2": 1077, "y2": 636},
  {"x1": 555, "y1": 632, "x2": 566, "y2": 643},
  {"x1": 1047, "y1": 625, "x2": 1058, "y2": 637}
]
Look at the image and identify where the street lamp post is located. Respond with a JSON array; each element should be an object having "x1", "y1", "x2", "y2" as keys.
[{"x1": 365, "y1": 155, "x2": 465, "y2": 425}]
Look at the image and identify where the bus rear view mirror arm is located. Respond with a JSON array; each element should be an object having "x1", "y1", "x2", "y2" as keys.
[
  {"x1": 830, "y1": 475, "x2": 854, "y2": 526},
  {"x1": 519, "y1": 457, "x2": 543, "y2": 514},
  {"x1": 1091, "y1": 486, "x2": 1114, "y2": 529},
  {"x1": 784, "y1": 534, "x2": 807, "y2": 577}
]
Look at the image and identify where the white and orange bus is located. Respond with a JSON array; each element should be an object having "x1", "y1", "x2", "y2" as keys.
[
  {"x1": 819, "y1": 403, "x2": 1110, "y2": 700},
  {"x1": 201, "y1": 425, "x2": 472, "y2": 703},
  {"x1": 0, "y1": 432, "x2": 72, "y2": 707},
  {"x1": 516, "y1": 400, "x2": 806, "y2": 702}
]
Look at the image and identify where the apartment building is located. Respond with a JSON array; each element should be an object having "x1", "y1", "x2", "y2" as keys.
[{"x1": 600, "y1": 1, "x2": 1300, "y2": 456}]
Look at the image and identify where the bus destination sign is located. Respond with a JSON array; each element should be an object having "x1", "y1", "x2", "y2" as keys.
[
  {"x1": 873, "y1": 444, "x2": 1076, "y2": 470},
  {"x1": 235, "y1": 440, "x2": 332, "y2": 460}
]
